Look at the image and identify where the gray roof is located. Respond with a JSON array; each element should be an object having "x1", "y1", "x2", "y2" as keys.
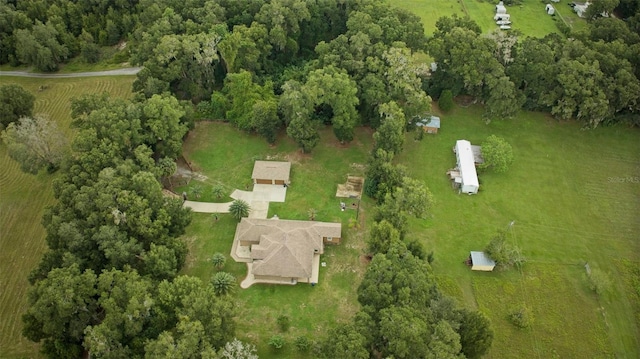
[
  {"x1": 251, "y1": 161, "x2": 291, "y2": 181},
  {"x1": 470, "y1": 251, "x2": 496, "y2": 267},
  {"x1": 416, "y1": 116, "x2": 440, "y2": 128},
  {"x1": 234, "y1": 218, "x2": 341, "y2": 279}
]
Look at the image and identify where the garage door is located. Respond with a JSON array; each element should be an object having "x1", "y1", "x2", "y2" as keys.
[{"x1": 256, "y1": 179, "x2": 272, "y2": 184}]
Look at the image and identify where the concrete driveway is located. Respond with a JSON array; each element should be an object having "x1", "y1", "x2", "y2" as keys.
[{"x1": 184, "y1": 184, "x2": 287, "y2": 219}]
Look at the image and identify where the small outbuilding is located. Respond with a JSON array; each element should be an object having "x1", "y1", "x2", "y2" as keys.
[
  {"x1": 454, "y1": 140, "x2": 479, "y2": 194},
  {"x1": 470, "y1": 251, "x2": 496, "y2": 271},
  {"x1": 416, "y1": 116, "x2": 441, "y2": 134},
  {"x1": 252, "y1": 161, "x2": 291, "y2": 185},
  {"x1": 545, "y1": 4, "x2": 555, "y2": 15},
  {"x1": 496, "y1": 1, "x2": 507, "y2": 14}
]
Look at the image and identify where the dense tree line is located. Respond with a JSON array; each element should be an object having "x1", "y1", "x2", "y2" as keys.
[
  {"x1": 22, "y1": 93, "x2": 238, "y2": 359},
  {"x1": 312, "y1": 108, "x2": 494, "y2": 358},
  {"x1": 10, "y1": 0, "x2": 640, "y2": 357},
  {"x1": 427, "y1": 13, "x2": 640, "y2": 127}
]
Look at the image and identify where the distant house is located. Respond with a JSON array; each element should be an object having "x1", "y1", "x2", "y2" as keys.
[
  {"x1": 496, "y1": 1, "x2": 507, "y2": 14},
  {"x1": 454, "y1": 140, "x2": 479, "y2": 194},
  {"x1": 252, "y1": 161, "x2": 291, "y2": 185},
  {"x1": 232, "y1": 218, "x2": 342, "y2": 285},
  {"x1": 416, "y1": 116, "x2": 441, "y2": 134},
  {"x1": 494, "y1": 13, "x2": 511, "y2": 21},
  {"x1": 470, "y1": 251, "x2": 496, "y2": 271}
]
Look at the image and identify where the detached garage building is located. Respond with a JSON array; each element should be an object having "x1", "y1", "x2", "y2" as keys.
[
  {"x1": 252, "y1": 161, "x2": 291, "y2": 185},
  {"x1": 470, "y1": 251, "x2": 496, "y2": 271}
]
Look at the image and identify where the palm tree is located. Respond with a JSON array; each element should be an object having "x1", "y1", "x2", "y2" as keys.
[
  {"x1": 229, "y1": 199, "x2": 250, "y2": 221},
  {"x1": 191, "y1": 184, "x2": 203, "y2": 199},
  {"x1": 212, "y1": 272, "x2": 236, "y2": 296},
  {"x1": 307, "y1": 208, "x2": 317, "y2": 221},
  {"x1": 211, "y1": 252, "x2": 226, "y2": 270},
  {"x1": 211, "y1": 185, "x2": 225, "y2": 200}
]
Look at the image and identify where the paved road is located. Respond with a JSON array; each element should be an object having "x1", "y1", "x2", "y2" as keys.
[{"x1": 0, "y1": 67, "x2": 142, "y2": 78}]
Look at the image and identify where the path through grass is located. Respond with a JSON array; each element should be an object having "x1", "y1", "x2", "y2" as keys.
[{"x1": 0, "y1": 76, "x2": 134, "y2": 359}]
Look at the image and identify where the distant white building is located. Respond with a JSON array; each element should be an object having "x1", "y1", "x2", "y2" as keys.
[
  {"x1": 455, "y1": 140, "x2": 479, "y2": 194},
  {"x1": 573, "y1": 2, "x2": 590, "y2": 17},
  {"x1": 545, "y1": 4, "x2": 555, "y2": 15},
  {"x1": 494, "y1": 13, "x2": 511, "y2": 21},
  {"x1": 496, "y1": 1, "x2": 507, "y2": 14}
]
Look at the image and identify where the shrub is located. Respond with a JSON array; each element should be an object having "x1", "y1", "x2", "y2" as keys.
[
  {"x1": 294, "y1": 336, "x2": 311, "y2": 352},
  {"x1": 268, "y1": 335, "x2": 285, "y2": 349},
  {"x1": 587, "y1": 267, "x2": 611, "y2": 296},
  {"x1": 277, "y1": 315, "x2": 290, "y2": 332},
  {"x1": 438, "y1": 89, "x2": 454, "y2": 112},
  {"x1": 509, "y1": 306, "x2": 533, "y2": 329},
  {"x1": 485, "y1": 230, "x2": 525, "y2": 270}
]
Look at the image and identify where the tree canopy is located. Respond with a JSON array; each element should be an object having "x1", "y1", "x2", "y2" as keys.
[{"x1": 0, "y1": 84, "x2": 35, "y2": 129}]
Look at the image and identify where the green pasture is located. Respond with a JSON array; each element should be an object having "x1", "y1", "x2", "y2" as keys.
[
  {"x1": 181, "y1": 102, "x2": 639, "y2": 357},
  {"x1": 398, "y1": 103, "x2": 640, "y2": 357},
  {"x1": 0, "y1": 76, "x2": 135, "y2": 359},
  {"x1": 390, "y1": 0, "x2": 586, "y2": 36}
]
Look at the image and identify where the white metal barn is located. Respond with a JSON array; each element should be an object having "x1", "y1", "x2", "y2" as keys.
[
  {"x1": 455, "y1": 140, "x2": 480, "y2": 194},
  {"x1": 470, "y1": 251, "x2": 496, "y2": 271}
]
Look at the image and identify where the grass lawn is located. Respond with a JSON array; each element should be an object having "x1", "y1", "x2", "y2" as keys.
[
  {"x1": 179, "y1": 123, "x2": 374, "y2": 357},
  {"x1": 0, "y1": 76, "x2": 135, "y2": 359},
  {"x1": 390, "y1": 0, "x2": 465, "y2": 34},
  {"x1": 397, "y1": 103, "x2": 640, "y2": 357},
  {"x1": 390, "y1": 0, "x2": 587, "y2": 36},
  {"x1": 180, "y1": 106, "x2": 639, "y2": 358}
]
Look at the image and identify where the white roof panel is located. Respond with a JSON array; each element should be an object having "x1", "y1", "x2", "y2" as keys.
[{"x1": 455, "y1": 140, "x2": 479, "y2": 188}]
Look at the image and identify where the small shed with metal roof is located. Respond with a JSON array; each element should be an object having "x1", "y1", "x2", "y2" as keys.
[{"x1": 470, "y1": 251, "x2": 496, "y2": 271}]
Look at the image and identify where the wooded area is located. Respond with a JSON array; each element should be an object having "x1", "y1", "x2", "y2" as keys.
[{"x1": 2, "y1": 0, "x2": 639, "y2": 358}]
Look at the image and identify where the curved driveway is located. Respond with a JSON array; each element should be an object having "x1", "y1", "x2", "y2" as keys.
[{"x1": 0, "y1": 67, "x2": 142, "y2": 78}]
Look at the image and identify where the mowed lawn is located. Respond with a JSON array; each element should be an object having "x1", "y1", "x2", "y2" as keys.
[
  {"x1": 390, "y1": 0, "x2": 586, "y2": 36},
  {"x1": 179, "y1": 123, "x2": 374, "y2": 358},
  {"x1": 180, "y1": 106, "x2": 639, "y2": 358},
  {"x1": 390, "y1": 0, "x2": 464, "y2": 34},
  {"x1": 0, "y1": 76, "x2": 135, "y2": 359},
  {"x1": 397, "y1": 104, "x2": 640, "y2": 357}
]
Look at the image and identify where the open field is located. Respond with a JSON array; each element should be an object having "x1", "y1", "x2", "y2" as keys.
[
  {"x1": 181, "y1": 103, "x2": 639, "y2": 357},
  {"x1": 390, "y1": 0, "x2": 587, "y2": 36},
  {"x1": 0, "y1": 76, "x2": 135, "y2": 359},
  {"x1": 397, "y1": 104, "x2": 640, "y2": 357},
  {"x1": 179, "y1": 123, "x2": 374, "y2": 357}
]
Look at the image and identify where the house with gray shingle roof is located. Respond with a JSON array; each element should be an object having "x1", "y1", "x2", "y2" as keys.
[{"x1": 232, "y1": 218, "x2": 341, "y2": 285}]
